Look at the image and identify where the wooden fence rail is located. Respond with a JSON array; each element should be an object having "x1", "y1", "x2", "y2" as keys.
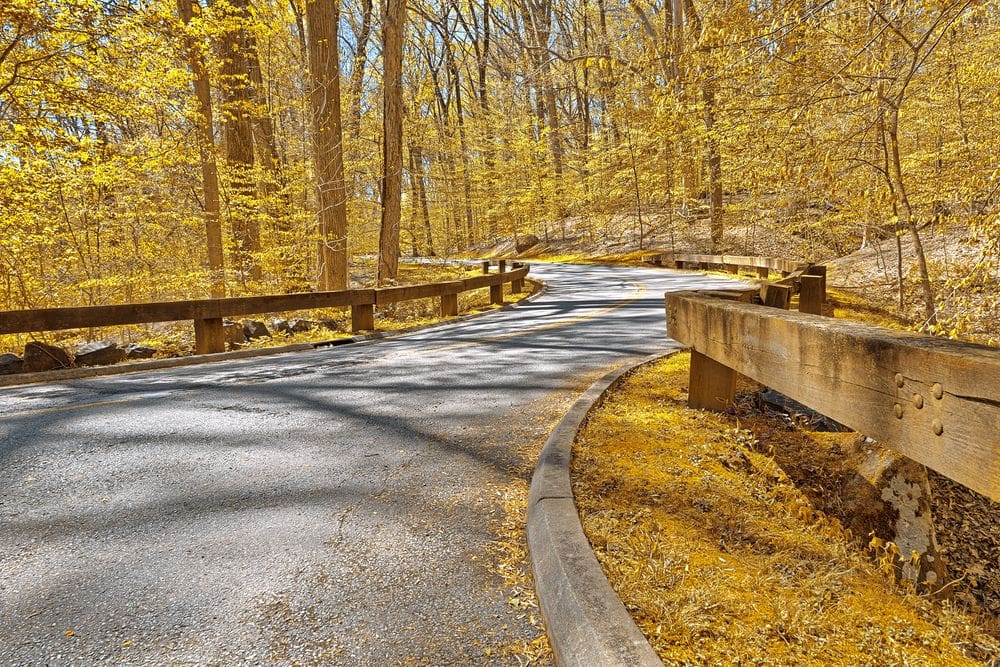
[
  {"x1": 648, "y1": 252, "x2": 805, "y2": 276},
  {"x1": 649, "y1": 251, "x2": 829, "y2": 316},
  {"x1": 0, "y1": 264, "x2": 529, "y2": 355},
  {"x1": 665, "y1": 291, "x2": 1000, "y2": 501}
]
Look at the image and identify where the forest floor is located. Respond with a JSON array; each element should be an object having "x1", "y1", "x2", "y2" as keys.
[
  {"x1": 0, "y1": 259, "x2": 540, "y2": 367},
  {"x1": 573, "y1": 353, "x2": 998, "y2": 665}
]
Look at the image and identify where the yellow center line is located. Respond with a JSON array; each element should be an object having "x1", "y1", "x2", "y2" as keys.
[{"x1": 389, "y1": 280, "x2": 648, "y2": 357}]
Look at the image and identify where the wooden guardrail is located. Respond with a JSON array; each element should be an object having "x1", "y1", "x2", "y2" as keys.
[
  {"x1": 664, "y1": 290, "x2": 1000, "y2": 501},
  {"x1": 0, "y1": 263, "x2": 529, "y2": 355},
  {"x1": 649, "y1": 252, "x2": 829, "y2": 316},
  {"x1": 647, "y1": 252, "x2": 804, "y2": 276}
]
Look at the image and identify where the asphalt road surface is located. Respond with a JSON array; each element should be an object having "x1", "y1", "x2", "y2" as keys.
[{"x1": 0, "y1": 263, "x2": 743, "y2": 666}]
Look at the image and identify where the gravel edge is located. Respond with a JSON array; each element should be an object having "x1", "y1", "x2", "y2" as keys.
[
  {"x1": 527, "y1": 351, "x2": 676, "y2": 667},
  {"x1": 0, "y1": 279, "x2": 547, "y2": 388}
]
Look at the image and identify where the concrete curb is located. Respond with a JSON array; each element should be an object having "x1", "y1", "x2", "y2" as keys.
[
  {"x1": 528, "y1": 351, "x2": 675, "y2": 667},
  {"x1": 0, "y1": 278, "x2": 547, "y2": 388}
]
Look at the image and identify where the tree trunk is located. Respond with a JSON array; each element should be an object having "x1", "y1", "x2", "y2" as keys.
[
  {"x1": 378, "y1": 0, "x2": 406, "y2": 286},
  {"x1": 218, "y1": 0, "x2": 261, "y2": 285},
  {"x1": 177, "y1": 0, "x2": 225, "y2": 298},
  {"x1": 306, "y1": 0, "x2": 349, "y2": 290}
]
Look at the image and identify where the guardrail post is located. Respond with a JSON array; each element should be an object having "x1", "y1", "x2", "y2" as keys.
[
  {"x1": 688, "y1": 350, "x2": 736, "y2": 411},
  {"x1": 511, "y1": 277, "x2": 524, "y2": 293},
  {"x1": 761, "y1": 283, "x2": 792, "y2": 309},
  {"x1": 724, "y1": 264, "x2": 739, "y2": 274},
  {"x1": 756, "y1": 267, "x2": 769, "y2": 279},
  {"x1": 805, "y1": 264, "x2": 827, "y2": 297},
  {"x1": 490, "y1": 283, "x2": 503, "y2": 305},
  {"x1": 799, "y1": 275, "x2": 824, "y2": 315},
  {"x1": 498, "y1": 259, "x2": 506, "y2": 273},
  {"x1": 482, "y1": 260, "x2": 490, "y2": 274},
  {"x1": 193, "y1": 318, "x2": 226, "y2": 354},
  {"x1": 351, "y1": 303, "x2": 375, "y2": 332},
  {"x1": 440, "y1": 292, "x2": 458, "y2": 317}
]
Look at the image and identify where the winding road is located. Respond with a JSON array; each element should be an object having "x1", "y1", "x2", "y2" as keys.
[{"x1": 0, "y1": 263, "x2": 743, "y2": 665}]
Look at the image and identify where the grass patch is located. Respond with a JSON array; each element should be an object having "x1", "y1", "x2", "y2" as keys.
[{"x1": 572, "y1": 352, "x2": 997, "y2": 665}]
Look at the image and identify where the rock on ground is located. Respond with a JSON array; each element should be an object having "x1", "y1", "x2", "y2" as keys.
[
  {"x1": 124, "y1": 344, "x2": 157, "y2": 360},
  {"x1": 0, "y1": 353, "x2": 24, "y2": 375},
  {"x1": 22, "y1": 341, "x2": 72, "y2": 372},
  {"x1": 223, "y1": 321, "x2": 246, "y2": 348},
  {"x1": 242, "y1": 320, "x2": 270, "y2": 340},
  {"x1": 75, "y1": 340, "x2": 127, "y2": 367}
]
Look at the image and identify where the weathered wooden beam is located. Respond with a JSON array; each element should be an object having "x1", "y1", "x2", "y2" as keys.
[
  {"x1": 482, "y1": 261, "x2": 490, "y2": 274},
  {"x1": 376, "y1": 281, "x2": 460, "y2": 305},
  {"x1": 665, "y1": 292, "x2": 1000, "y2": 501},
  {"x1": 761, "y1": 283, "x2": 792, "y2": 309},
  {"x1": 799, "y1": 275, "x2": 824, "y2": 315},
  {"x1": 490, "y1": 283, "x2": 504, "y2": 305},
  {"x1": 351, "y1": 303, "x2": 375, "y2": 332},
  {"x1": 440, "y1": 293, "x2": 458, "y2": 317},
  {"x1": 498, "y1": 259, "x2": 506, "y2": 273},
  {"x1": 688, "y1": 350, "x2": 736, "y2": 411},
  {"x1": 0, "y1": 290, "x2": 359, "y2": 334},
  {"x1": 0, "y1": 265, "x2": 529, "y2": 336},
  {"x1": 756, "y1": 267, "x2": 769, "y2": 279},
  {"x1": 0, "y1": 300, "x2": 220, "y2": 334},
  {"x1": 193, "y1": 318, "x2": 226, "y2": 355},
  {"x1": 511, "y1": 278, "x2": 524, "y2": 294},
  {"x1": 670, "y1": 254, "x2": 802, "y2": 275},
  {"x1": 805, "y1": 264, "x2": 827, "y2": 296}
]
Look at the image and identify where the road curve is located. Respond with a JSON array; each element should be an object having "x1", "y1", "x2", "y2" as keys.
[{"x1": 0, "y1": 263, "x2": 744, "y2": 665}]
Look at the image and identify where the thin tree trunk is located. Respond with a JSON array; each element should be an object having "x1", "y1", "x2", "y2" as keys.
[
  {"x1": 411, "y1": 144, "x2": 435, "y2": 255},
  {"x1": 703, "y1": 73, "x2": 723, "y2": 251},
  {"x1": 177, "y1": 0, "x2": 225, "y2": 298},
  {"x1": 306, "y1": 0, "x2": 349, "y2": 290},
  {"x1": 378, "y1": 0, "x2": 406, "y2": 286},
  {"x1": 245, "y1": 38, "x2": 284, "y2": 199},
  {"x1": 347, "y1": 0, "x2": 374, "y2": 135},
  {"x1": 444, "y1": 38, "x2": 475, "y2": 247},
  {"x1": 885, "y1": 105, "x2": 936, "y2": 325}
]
